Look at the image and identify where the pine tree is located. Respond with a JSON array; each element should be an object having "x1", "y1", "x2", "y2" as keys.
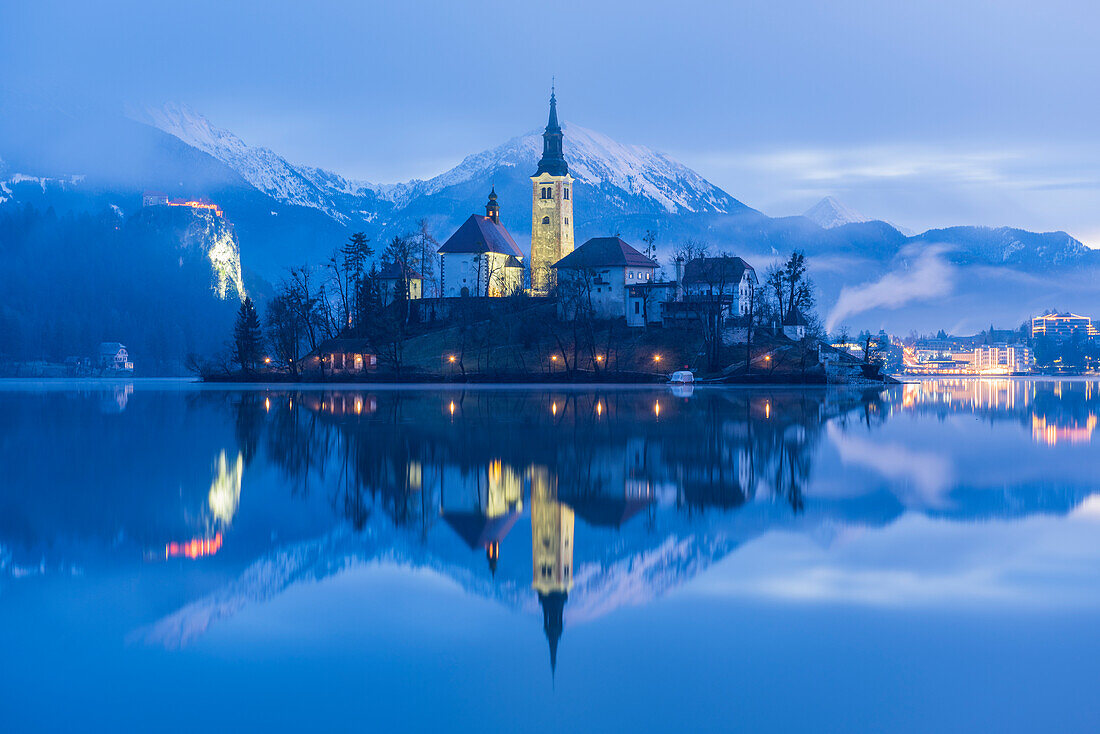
[{"x1": 233, "y1": 297, "x2": 262, "y2": 372}]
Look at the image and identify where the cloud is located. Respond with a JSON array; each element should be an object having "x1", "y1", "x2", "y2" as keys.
[
  {"x1": 825, "y1": 244, "x2": 954, "y2": 331},
  {"x1": 826, "y1": 423, "x2": 954, "y2": 508}
]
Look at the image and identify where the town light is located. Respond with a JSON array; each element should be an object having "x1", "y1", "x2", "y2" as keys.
[
  {"x1": 264, "y1": 357, "x2": 271, "y2": 364},
  {"x1": 449, "y1": 401, "x2": 456, "y2": 416},
  {"x1": 654, "y1": 400, "x2": 661, "y2": 418},
  {"x1": 448, "y1": 355, "x2": 457, "y2": 363},
  {"x1": 596, "y1": 401, "x2": 603, "y2": 416},
  {"x1": 653, "y1": 354, "x2": 662, "y2": 363},
  {"x1": 551, "y1": 355, "x2": 559, "y2": 362}
]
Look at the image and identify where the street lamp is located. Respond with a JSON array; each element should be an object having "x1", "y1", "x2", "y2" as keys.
[
  {"x1": 448, "y1": 355, "x2": 456, "y2": 363},
  {"x1": 653, "y1": 354, "x2": 662, "y2": 364}
]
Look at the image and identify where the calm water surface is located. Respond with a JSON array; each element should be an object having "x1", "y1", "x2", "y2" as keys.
[{"x1": 3, "y1": 379, "x2": 1100, "y2": 732}]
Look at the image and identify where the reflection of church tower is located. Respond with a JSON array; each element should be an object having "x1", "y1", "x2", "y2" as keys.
[
  {"x1": 530, "y1": 88, "x2": 575, "y2": 296},
  {"x1": 530, "y1": 465, "x2": 574, "y2": 674}
]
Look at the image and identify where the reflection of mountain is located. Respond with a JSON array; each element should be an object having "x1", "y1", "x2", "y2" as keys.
[{"x1": 6, "y1": 383, "x2": 1100, "y2": 667}]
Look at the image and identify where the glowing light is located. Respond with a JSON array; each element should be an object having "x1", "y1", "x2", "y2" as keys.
[
  {"x1": 654, "y1": 400, "x2": 661, "y2": 418},
  {"x1": 448, "y1": 355, "x2": 457, "y2": 363},
  {"x1": 653, "y1": 354, "x2": 662, "y2": 363},
  {"x1": 551, "y1": 355, "x2": 559, "y2": 362},
  {"x1": 354, "y1": 398, "x2": 363, "y2": 414},
  {"x1": 165, "y1": 533, "x2": 223, "y2": 560},
  {"x1": 595, "y1": 355, "x2": 604, "y2": 363},
  {"x1": 263, "y1": 357, "x2": 271, "y2": 364},
  {"x1": 596, "y1": 401, "x2": 603, "y2": 416},
  {"x1": 551, "y1": 401, "x2": 558, "y2": 416},
  {"x1": 449, "y1": 401, "x2": 456, "y2": 416},
  {"x1": 765, "y1": 401, "x2": 771, "y2": 419},
  {"x1": 264, "y1": 397, "x2": 270, "y2": 412},
  {"x1": 208, "y1": 451, "x2": 244, "y2": 524}
]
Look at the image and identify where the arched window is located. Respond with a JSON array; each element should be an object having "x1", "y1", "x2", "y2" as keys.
[
  {"x1": 542, "y1": 216, "x2": 550, "y2": 225},
  {"x1": 563, "y1": 188, "x2": 570, "y2": 200}
]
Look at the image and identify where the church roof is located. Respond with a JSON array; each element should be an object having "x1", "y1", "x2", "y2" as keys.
[
  {"x1": 534, "y1": 91, "x2": 569, "y2": 177},
  {"x1": 783, "y1": 309, "x2": 810, "y2": 326},
  {"x1": 552, "y1": 237, "x2": 657, "y2": 270},
  {"x1": 441, "y1": 510, "x2": 521, "y2": 550},
  {"x1": 376, "y1": 262, "x2": 423, "y2": 280},
  {"x1": 564, "y1": 494, "x2": 653, "y2": 529},
  {"x1": 438, "y1": 214, "x2": 524, "y2": 258},
  {"x1": 539, "y1": 590, "x2": 567, "y2": 676}
]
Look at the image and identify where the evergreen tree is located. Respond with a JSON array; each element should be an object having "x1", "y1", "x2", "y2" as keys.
[{"x1": 233, "y1": 297, "x2": 262, "y2": 372}]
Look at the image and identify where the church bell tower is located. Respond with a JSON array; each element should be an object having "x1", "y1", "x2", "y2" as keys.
[{"x1": 530, "y1": 88, "x2": 575, "y2": 296}]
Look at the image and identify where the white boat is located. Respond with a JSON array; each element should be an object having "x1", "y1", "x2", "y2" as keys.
[{"x1": 668, "y1": 370, "x2": 695, "y2": 384}]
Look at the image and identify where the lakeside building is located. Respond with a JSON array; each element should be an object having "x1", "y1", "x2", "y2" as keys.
[
  {"x1": 377, "y1": 263, "x2": 423, "y2": 306},
  {"x1": 98, "y1": 342, "x2": 133, "y2": 373},
  {"x1": 552, "y1": 237, "x2": 664, "y2": 322},
  {"x1": 301, "y1": 338, "x2": 378, "y2": 377},
  {"x1": 678, "y1": 256, "x2": 758, "y2": 318},
  {"x1": 971, "y1": 344, "x2": 1033, "y2": 375},
  {"x1": 903, "y1": 343, "x2": 1032, "y2": 375},
  {"x1": 1031, "y1": 312, "x2": 1098, "y2": 342}
]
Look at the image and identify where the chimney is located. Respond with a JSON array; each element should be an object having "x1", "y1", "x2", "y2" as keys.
[{"x1": 674, "y1": 256, "x2": 684, "y2": 301}]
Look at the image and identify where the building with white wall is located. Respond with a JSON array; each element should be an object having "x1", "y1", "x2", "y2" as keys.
[
  {"x1": 552, "y1": 237, "x2": 660, "y2": 320},
  {"x1": 437, "y1": 189, "x2": 525, "y2": 298}
]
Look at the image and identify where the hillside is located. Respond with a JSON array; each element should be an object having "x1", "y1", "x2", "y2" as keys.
[{"x1": 4, "y1": 95, "x2": 1100, "y2": 337}]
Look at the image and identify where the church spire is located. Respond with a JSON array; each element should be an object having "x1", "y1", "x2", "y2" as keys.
[
  {"x1": 539, "y1": 590, "x2": 567, "y2": 677},
  {"x1": 485, "y1": 186, "x2": 500, "y2": 223},
  {"x1": 535, "y1": 87, "x2": 568, "y2": 177}
]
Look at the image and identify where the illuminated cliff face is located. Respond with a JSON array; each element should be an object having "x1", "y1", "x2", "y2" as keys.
[
  {"x1": 182, "y1": 210, "x2": 246, "y2": 301},
  {"x1": 208, "y1": 450, "x2": 244, "y2": 524}
]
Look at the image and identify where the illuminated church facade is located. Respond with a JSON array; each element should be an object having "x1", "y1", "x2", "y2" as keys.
[{"x1": 437, "y1": 90, "x2": 575, "y2": 298}]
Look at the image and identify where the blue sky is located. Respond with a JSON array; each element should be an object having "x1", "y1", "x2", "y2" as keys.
[{"x1": 5, "y1": 0, "x2": 1100, "y2": 242}]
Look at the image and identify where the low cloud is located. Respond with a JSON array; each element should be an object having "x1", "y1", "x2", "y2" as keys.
[
  {"x1": 826, "y1": 245, "x2": 954, "y2": 332},
  {"x1": 827, "y1": 423, "x2": 954, "y2": 508}
]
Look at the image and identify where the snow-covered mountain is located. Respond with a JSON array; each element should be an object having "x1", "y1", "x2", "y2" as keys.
[
  {"x1": 137, "y1": 103, "x2": 750, "y2": 230},
  {"x1": 803, "y1": 196, "x2": 871, "y2": 229}
]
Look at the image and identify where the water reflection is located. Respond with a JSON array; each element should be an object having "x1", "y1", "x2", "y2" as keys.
[
  {"x1": 3, "y1": 379, "x2": 1100, "y2": 673},
  {"x1": 898, "y1": 378, "x2": 1100, "y2": 446}
]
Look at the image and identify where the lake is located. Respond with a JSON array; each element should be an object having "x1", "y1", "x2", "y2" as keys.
[{"x1": 2, "y1": 378, "x2": 1100, "y2": 732}]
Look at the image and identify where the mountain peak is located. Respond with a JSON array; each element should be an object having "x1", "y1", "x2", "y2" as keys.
[{"x1": 804, "y1": 196, "x2": 871, "y2": 229}]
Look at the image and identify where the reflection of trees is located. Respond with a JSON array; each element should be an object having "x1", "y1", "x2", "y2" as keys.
[{"x1": 235, "y1": 387, "x2": 878, "y2": 534}]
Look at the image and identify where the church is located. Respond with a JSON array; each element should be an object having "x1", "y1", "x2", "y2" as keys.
[{"x1": 436, "y1": 89, "x2": 575, "y2": 297}]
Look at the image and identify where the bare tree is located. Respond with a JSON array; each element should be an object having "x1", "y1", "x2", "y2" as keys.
[{"x1": 416, "y1": 219, "x2": 440, "y2": 298}]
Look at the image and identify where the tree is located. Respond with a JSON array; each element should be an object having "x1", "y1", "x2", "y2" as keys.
[
  {"x1": 233, "y1": 297, "x2": 262, "y2": 372},
  {"x1": 382, "y1": 235, "x2": 417, "y2": 323},
  {"x1": 265, "y1": 293, "x2": 305, "y2": 373},
  {"x1": 765, "y1": 251, "x2": 815, "y2": 323},
  {"x1": 327, "y1": 232, "x2": 372, "y2": 330},
  {"x1": 858, "y1": 330, "x2": 882, "y2": 365},
  {"x1": 416, "y1": 219, "x2": 440, "y2": 298},
  {"x1": 283, "y1": 265, "x2": 329, "y2": 352}
]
